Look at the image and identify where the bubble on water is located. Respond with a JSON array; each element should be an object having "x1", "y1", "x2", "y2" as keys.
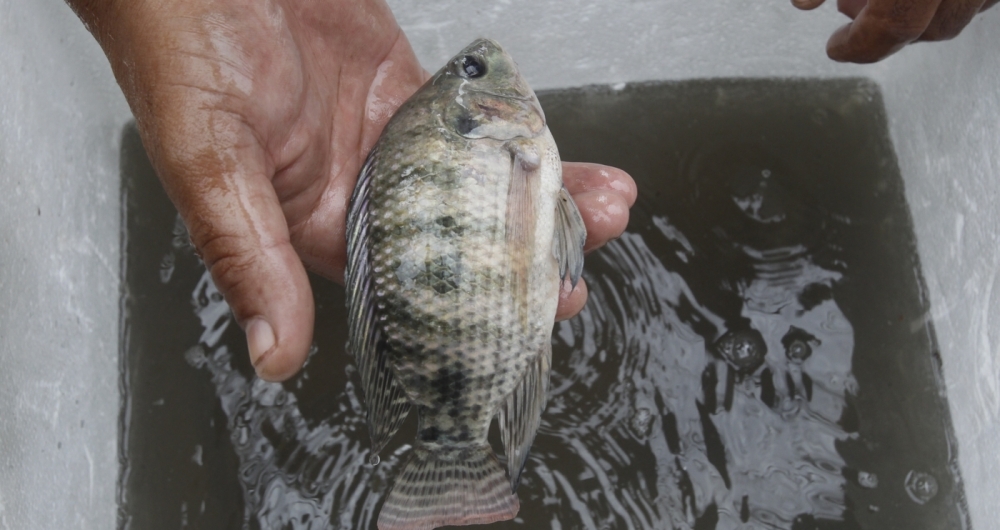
[
  {"x1": 629, "y1": 407, "x2": 653, "y2": 438},
  {"x1": 786, "y1": 340, "x2": 811, "y2": 362},
  {"x1": 782, "y1": 326, "x2": 817, "y2": 363},
  {"x1": 183, "y1": 346, "x2": 207, "y2": 368},
  {"x1": 713, "y1": 328, "x2": 767, "y2": 374},
  {"x1": 159, "y1": 252, "x2": 175, "y2": 283},
  {"x1": 369, "y1": 454, "x2": 380, "y2": 466},
  {"x1": 868, "y1": 504, "x2": 880, "y2": 513},
  {"x1": 904, "y1": 470, "x2": 938, "y2": 505},
  {"x1": 170, "y1": 214, "x2": 191, "y2": 250},
  {"x1": 857, "y1": 470, "x2": 878, "y2": 489}
]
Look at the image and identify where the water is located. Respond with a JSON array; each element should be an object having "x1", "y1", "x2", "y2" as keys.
[{"x1": 118, "y1": 78, "x2": 968, "y2": 529}]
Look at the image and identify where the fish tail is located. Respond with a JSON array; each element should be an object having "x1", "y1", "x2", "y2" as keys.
[{"x1": 378, "y1": 444, "x2": 518, "y2": 530}]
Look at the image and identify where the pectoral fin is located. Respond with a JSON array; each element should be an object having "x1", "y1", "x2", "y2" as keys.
[
  {"x1": 498, "y1": 343, "x2": 551, "y2": 493},
  {"x1": 505, "y1": 144, "x2": 540, "y2": 327},
  {"x1": 554, "y1": 186, "x2": 586, "y2": 288},
  {"x1": 346, "y1": 147, "x2": 411, "y2": 457}
]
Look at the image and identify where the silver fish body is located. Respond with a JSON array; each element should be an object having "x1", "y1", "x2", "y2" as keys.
[{"x1": 345, "y1": 39, "x2": 586, "y2": 530}]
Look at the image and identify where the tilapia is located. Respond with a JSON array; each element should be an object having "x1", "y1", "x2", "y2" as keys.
[{"x1": 345, "y1": 38, "x2": 586, "y2": 530}]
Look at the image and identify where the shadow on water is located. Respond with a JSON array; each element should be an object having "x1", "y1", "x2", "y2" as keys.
[{"x1": 118, "y1": 78, "x2": 968, "y2": 530}]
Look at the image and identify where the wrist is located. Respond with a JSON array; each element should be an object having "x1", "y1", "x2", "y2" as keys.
[
  {"x1": 65, "y1": 0, "x2": 135, "y2": 51},
  {"x1": 65, "y1": 0, "x2": 165, "y2": 120}
]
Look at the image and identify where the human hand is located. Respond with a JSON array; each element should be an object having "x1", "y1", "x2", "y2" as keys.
[
  {"x1": 70, "y1": 0, "x2": 636, "y2": 382},
  {"x1": 793, "y1": 0, "x2": 999, "y2": 62}
]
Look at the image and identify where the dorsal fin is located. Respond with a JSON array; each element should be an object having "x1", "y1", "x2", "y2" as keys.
[{"x1": 345, "y1": 146, "x2": 411, "y2": 457}]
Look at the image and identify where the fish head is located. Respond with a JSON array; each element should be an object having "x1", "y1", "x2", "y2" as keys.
[{"x1": 432, "y1": 38, "x2": 546, "y2": 141}]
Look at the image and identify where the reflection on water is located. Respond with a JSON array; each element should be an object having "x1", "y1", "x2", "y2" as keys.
[
  {"x1": 119, "y1": 79, "x2": 967, "y2": 530},
  {"x1": 550, "y1": 230, "x2": 854, "y2": 529}
]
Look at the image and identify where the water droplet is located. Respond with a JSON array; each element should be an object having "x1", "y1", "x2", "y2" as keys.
[
  {"x1": 857, "y1": 470, "x2": 878, "y2": 489},
  {"x1": 369, "y1": 454, "x2": 380, "y2": 466},
  {"x1": 904, "y1": 470, "x2": 938, "y2": 504},
  {"x1": 868, "y1": 504, "x2": 880, "y2": 513},
  {"x1": 761, "y1": 169, "x2": 772, "y2": 178}
]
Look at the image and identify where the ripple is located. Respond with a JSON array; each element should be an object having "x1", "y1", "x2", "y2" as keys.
[
  {"x1": 125, "y1": 80, "x2": 970, "y2": 530},
  {"x1": 171, "y1": 141, "x2": 860, "y2": 529}
]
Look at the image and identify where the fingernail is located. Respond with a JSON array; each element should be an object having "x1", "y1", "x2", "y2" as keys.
[{"x1": 246, "y1": 317, "x2": 276, "y2": 369}]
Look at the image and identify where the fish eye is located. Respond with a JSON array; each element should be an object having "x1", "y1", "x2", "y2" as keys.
[{"x1": 458, "y1": 55, "x2": 486, "y2": 79}]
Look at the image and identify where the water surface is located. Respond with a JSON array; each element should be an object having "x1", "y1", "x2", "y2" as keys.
[{"x1": 118, "y1": 78, "x2": 967, "y2": 529}]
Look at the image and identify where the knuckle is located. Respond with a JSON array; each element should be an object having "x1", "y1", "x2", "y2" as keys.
[
  {"x1": 191, "y1": 227, "x2": 257, "y2": 295},
  {"x1": 920, "y1": 28, "x2": 953, "y2": 41},
  {"x1": 836, "y1": 0, "x2": 864, "y2": 17},
  {"x1": 208, "y1": 249, "x2": 256, "y2": 295},
  {"x1": 869, "y1": 8, "x2": 932, "y2": 42},
  {"x1": 920, "y1": 20, "x2": 964, "y2": 41},
  {"x1": 883, "y1": 19, "x2": 927, "y2": 42}
]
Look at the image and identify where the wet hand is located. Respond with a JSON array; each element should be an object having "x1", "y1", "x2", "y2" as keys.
[
  {"x1": 792, "y1": 0, "x2": 999, "y2": 62},
  {"x1": 70, "y1": 0, "x2": 635, "y2": 381}
]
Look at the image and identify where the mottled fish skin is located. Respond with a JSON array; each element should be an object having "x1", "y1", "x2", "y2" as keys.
[{"x1": 346, "y1": 38, "x2": 586, "y2": 530}]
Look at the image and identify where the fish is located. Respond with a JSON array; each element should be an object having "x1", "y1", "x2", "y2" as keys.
[{"x1": 344, "y1": 38, "x2": 587, "y2": 530}]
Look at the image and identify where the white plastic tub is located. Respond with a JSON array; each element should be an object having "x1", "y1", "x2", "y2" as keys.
[{"x1": 1, "y1": 0, "x2": 996, "y2": 527}]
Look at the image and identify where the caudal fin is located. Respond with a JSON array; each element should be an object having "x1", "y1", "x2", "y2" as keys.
[{"x1": 378, "y1": 444, "x2": 519, "y2": 530}]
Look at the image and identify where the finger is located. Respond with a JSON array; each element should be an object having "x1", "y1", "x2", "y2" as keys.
[
  {"x1": 793, "y1": 0, "x2": 827, "y2": 10},
  {"x1": 185, "y1": 178, "x2": 314, "y2": 382},
  {"x1": 837, "y1": 0, "x2": 868, "y2": 18},
  {"x1": 154, "y1": 128, "x2": 315, "y2": 382},
  {"x1": 556, "y1": 278, "x2": 589, "y2": 321},
  {"x1": 562, "y1": 162, "x2": 637, "y2": 207},
  {"x1": 920, "y1": 0, "x2": 987, "y2": 41},
  {"x1": 827, "y1": 0, "x2": 943, "y2": 62},
  {"x1": 572, "y1": 190, "x2": 631, "y2": 253}
]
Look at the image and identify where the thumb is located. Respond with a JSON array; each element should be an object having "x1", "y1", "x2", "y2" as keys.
[{"x1": 155, "y1": 134, "x2": 314, "y2": 382}]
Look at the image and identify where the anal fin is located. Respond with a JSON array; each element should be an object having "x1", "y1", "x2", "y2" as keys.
[
  {"x1": 359, "y1": 337, "x2": 411, "y2": 456},
  {"x1": 498, "y1": 343, "x2": 551, "y2": 493}
]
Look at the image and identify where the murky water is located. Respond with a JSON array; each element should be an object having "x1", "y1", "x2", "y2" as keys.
[{"x1": 118, "y1": 78, "x2": 968, "y2": 529}]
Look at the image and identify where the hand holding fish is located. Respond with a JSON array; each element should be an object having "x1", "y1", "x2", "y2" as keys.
[
  {"x1": 68, "y1": 0, "x2": 636, "y2": 382},
  {"x1": 793, "y1": 0, "x2": 998, "y2": 62}
]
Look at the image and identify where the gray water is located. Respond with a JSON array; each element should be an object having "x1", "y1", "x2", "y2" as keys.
[{"x1": 118, "y1": 78, "x2": 967, "y2": 529}]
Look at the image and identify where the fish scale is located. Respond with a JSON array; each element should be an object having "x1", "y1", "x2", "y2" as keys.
[{"x1": 345, "y1": 38, "x2": 586, "y2": 530}]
